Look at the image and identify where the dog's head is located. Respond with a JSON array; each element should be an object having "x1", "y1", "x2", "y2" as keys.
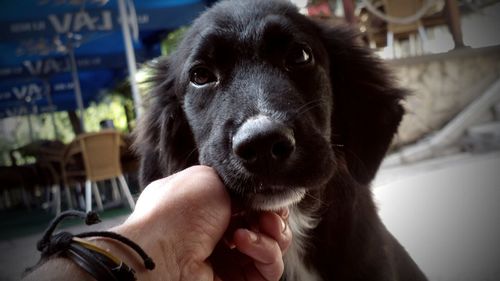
[{"x1": 135, "y1": 0, "x2": 405, "y2": 210}]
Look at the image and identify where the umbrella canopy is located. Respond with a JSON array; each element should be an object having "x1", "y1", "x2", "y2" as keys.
[
  {"x1": 0, "y1": 0, "x2": 210, "y2": 40},
  {"x1": 0, "y1": 0, "x2": 215, "y2": 118},
  {"x1": 0, "y1": 31, "x2": 159, "y2": 78},
  {"x1": 0, "y1": 69, "x2": 121, "y2": 118}
]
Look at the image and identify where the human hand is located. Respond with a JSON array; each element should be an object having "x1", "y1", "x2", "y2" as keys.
[
  {"x1": 211, "y1": 207, "x2": 292, "y2": 281},
  {"x1": 112, "y1": 165, "x2": 292, "y2": 281}
]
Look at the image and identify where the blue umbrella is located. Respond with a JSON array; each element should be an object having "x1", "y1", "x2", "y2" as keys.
[
  {"x1": 0, "y1": 0, "x2": 211, "y2": 40},
  {"x1": 0, "y1": 0, "x2": 215, "y2": 127},
  {"x1": 0, "y1": 28, "x2": 155, "y2": 130},
  {"x1": 0, "y1": 69, "x2": 120, "y2": 118},
  {"x1": 0, "y1": 31, "x2": 159, "y2": 78}
]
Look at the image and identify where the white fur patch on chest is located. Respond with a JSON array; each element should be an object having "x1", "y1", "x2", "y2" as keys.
[{"x1": 283, "y1": 206, "x2": 323, "y2": 281}]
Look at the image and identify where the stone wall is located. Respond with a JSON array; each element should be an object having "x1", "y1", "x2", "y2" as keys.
[{"x1": 386, "y1": 45, "x2": 500, "y2": 146}]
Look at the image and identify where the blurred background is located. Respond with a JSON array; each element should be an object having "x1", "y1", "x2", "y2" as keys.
[{"x1": 0, "y1": 0, "x2": 499, "y2": 280}]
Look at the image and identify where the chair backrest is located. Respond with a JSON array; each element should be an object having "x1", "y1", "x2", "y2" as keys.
[
  {"x1": 384, "y1": 0, "x2": 423, "y2": 34},
  {"x1": 73, "y1": 130, "x2": 123, "y2": 181}
]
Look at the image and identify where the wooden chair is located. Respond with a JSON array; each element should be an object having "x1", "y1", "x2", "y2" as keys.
[
  {"x1": 62, "y1": 130, "x2": 135, "y2": 212},
  {"x1": 360, "y1": 0, "x2": 465, "y2": 53}
]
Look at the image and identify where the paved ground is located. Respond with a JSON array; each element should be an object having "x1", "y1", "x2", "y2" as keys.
[
  {"x1": 0, "y1": 212, "x2": 128, "y2": 281},
  {"x1": 374, "y1": 150, "x2": 500, "y2": 281},
  {"x1": 1, "y1": 150, "x2": 498, "y2": 280}
]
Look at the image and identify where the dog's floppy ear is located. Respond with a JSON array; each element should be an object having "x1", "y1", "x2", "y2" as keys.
[
  {"x1": 134, "y1": 57, "x2": 198, "y2": 188},
  {"x1": 319, "y1": 25, "x2": 406, "y2": 185}
]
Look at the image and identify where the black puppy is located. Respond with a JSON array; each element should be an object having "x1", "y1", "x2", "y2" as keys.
[{"x1": 135, "y1": 0, "x2": 428, "y2": 280}]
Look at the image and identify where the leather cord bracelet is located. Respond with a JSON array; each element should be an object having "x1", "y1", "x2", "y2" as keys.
[{"x1": 26, "y1": 210, "x2": 155, "y2": 281}]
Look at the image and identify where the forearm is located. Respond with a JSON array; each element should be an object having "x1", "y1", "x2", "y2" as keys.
[
  {"x1": 22, "y1": 223, "x2": 178, "y2": 281},
  {"x1": 23, "y1": 257, "x2": 93, "y2": 281}
]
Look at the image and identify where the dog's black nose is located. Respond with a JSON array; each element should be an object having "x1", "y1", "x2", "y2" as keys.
[{"x1": 232, "y1": 116, "x2": 295, "y2": 166}]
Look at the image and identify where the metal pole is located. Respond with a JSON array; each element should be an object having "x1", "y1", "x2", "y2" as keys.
[
  {"x1": 43, "y1": 79, "x2": 59, "y2": 139},
  {"x1": 342, "y1": 0, "x2": 356, "y2": 25},
  {"x1": 68, "y1": 46, "x2": 85, "y2": 132},
  {"x1": 118, "y1": 0, "x2": 142, "y2": 118},
  {"x1": 27, "y1": 114, "x2": 34, "y2": 142}
]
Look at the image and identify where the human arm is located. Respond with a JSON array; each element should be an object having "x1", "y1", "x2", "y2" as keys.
[{"x1": 23, "y1": 165, "x2": 291, "y2": 281}]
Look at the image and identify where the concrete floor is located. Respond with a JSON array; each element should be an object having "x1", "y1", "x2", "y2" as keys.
[
  {"x1": 374, "y1": 150, "x2": 500, "y2": 281},
  {"x1": 1, "y1": 150, "x2": 498, "y2": 281},
  {"x1": 0, "y1": 213, "x2": 128, "y2": 281}
]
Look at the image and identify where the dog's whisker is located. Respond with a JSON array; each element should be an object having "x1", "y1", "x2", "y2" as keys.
[
  {"x1": 184, "y1": 147, "x2": 199, "y2": 164},
  {"x1": 302, "y1": 191, "x2": 327, "y2": 207},
  {"x1": 294, "y1": 99, "x2": 323, "y2": 113},
  {"x1": 293, "y1": 99, "x2": 325, "y2": 117}
]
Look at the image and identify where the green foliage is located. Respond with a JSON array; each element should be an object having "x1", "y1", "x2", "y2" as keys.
[
  {"x1": 0, "y1": 26, "x2": 190, "y2": 166},
  {"x1": 83, "y1": 95, "x2": 129, "y2": 133},
  {"x1": 37, "y1": 111, "x2": 76, "y2": 143},
  {"x1": 0, "y1": 112, "x2": 72, "y2": 165},
  {"x1": 161, "y1": 26, "x2": 188, "y2": 56},
  {"x1": 0, "y1": 95, "x2": 130, "y2": 166}
]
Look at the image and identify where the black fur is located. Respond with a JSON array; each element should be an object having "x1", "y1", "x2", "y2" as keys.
[{"x1": 134, "y1": 0, "x2": 427, "y2": 280}]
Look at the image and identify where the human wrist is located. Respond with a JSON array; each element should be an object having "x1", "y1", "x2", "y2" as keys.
[
  {"x1": 89, "y1": 220, "x2": 180, "y2": 281},
  {"x1": 23, "y1": 220, "x2": 159, "y2": 281},
  {"x1": 114, "y1": 214, "x2": 215, "y2": 281}
]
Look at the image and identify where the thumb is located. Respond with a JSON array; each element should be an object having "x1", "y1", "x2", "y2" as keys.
[{"x1": 168, "y1": 166, "x2": 231, "y2": 259}]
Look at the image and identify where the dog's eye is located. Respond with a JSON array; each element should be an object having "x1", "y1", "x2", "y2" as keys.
[
  {"x1": 190, "y1": 67, "x2": 217, "y2": 86},
  {"x1": 286, "y1": 45, "x2": 312, "y2": 67}
]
